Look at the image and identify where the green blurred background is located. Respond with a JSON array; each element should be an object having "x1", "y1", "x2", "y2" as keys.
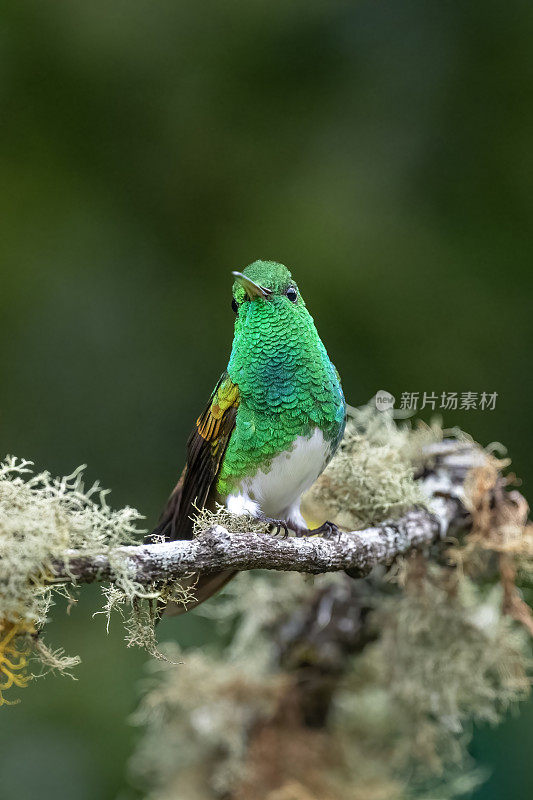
[{"x1": 1, "y1": 1, "x2": 532, "y2": 798}]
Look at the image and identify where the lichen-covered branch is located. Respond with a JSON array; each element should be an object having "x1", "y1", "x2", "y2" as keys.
[
  {"x1": 49, "y1": 441, "x2": 481, "y2": 588},
  {"x1": 48, "y1": 508, "x2": 447, "y2": 586}
]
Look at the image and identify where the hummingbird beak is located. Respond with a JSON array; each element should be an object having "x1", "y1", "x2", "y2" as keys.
[{"x1": 232, "y1": 271, "x2": 272, "y2": 300}]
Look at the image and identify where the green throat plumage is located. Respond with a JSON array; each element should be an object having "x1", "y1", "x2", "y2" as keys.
[{"x1": 216, "y1": 260, "x2": 345, "y2": 496}]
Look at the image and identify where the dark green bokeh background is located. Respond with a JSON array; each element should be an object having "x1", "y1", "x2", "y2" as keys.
[{"x1": 1, "y1": 2, "x2": 532, "y2": 798}]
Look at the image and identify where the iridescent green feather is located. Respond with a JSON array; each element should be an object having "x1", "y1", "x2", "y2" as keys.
[{"x1": 217, "y1": 261, "x2": 345, "y2": 495}]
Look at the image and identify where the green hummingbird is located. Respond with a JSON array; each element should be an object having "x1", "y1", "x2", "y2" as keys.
[{"x1": 151, "y1": 260, "x2": 346, "y2": 611}]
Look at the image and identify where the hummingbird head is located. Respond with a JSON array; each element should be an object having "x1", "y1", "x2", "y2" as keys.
[
  {"x1": 231, "y1": 261, "x2": 301, "y2": 312},
  {"x1": 227, "y1": 261, "x2": 342, "y2": 424},
  {"x1": 229, "y1": 259, "x2": 314, "y2": 376}
]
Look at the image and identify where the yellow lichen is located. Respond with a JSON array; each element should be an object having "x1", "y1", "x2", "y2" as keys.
[{"x1": 0, "y1": 620, "x2": 33, "y2": 706}]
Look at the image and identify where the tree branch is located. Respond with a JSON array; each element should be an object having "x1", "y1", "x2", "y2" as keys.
[{"x1": 47, "y1": 441, "x2": 484, "y2": 588}]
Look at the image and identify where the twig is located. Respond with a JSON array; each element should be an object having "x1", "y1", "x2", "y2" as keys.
[{"x1": 47, "y1": 441, "x2": 483, "y2": 589}]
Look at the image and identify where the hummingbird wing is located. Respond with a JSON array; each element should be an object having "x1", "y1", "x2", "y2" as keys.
[{"x1": 150, "y1": 372, "x2": 240, "y2": 542}]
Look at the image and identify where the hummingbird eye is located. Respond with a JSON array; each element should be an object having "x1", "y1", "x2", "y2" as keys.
[
  {"x1": 231, "y1": 298, "x2": 239, "y2": 313},
  {"x1": 286, "y1": 287, "x2": 298, "y2": 302}
]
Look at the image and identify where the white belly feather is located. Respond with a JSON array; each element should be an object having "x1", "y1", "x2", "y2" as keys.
[{"x1": 225, "y1": 428, "x2": 331, "y2": 529}]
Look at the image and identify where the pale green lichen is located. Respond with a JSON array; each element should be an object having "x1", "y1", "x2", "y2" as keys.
[
  {"x1": 0, "y1": 456, "x2": 148, "y2": 701},
  {"x1": 192, "y1": 503, "x2": 271, "y2": 538},
  {"x1": 100, "y1": 581, "x2": 196, "y2": 661},
  {"x1": 130, "y1": 643, "x2": 285, "y2": 799},
  {"x1": 196, "y1": 569, "x2": 324, "y2": 669},
  {"x1": 2, "y1": 398, "x2": 532, "y2": 800},
  {"x1": 130, "y1": 566, "x2": 531, "y2": 800},
  {"x1": 302, "y1": 403, "x2": 441, "y2": 530},
  {"x1": 128, "y1": 570, "x2": 326, "y2": 797},
  {"x1": 0, "y1": 456, "x2": 143, "y2": 622},
  {"x1": 334, "y1": 569, "x2": 530, "y2": 791},
  {"x1": 128, "y1": 401, "x2": 532, "y2": 800}
]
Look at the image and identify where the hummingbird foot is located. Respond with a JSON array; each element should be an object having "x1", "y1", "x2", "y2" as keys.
[
  {"x1": 257, "y1": 513, "x2": 291, "y2": 538},
  {"x1": 297, "y1": 521, "x2": 342, "y2": 541}
]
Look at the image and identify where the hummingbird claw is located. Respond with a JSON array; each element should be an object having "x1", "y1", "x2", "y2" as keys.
[
  {"x1": 274, "y1": 520, "x2": 291, "y2": 538},
  {"x1": 297, "y1": 521, "x2": 342, "y2": 541},
  {"x1": 257, "y1": 514, "x2": 291, "y2": 538},
  {"x1": 320, "y1": 521, "x2": 342, "y2": 541}
]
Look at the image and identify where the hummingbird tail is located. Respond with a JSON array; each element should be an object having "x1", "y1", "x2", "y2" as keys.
[
  {"x1": 148, "y1": 370, "x2": 241, "y2": 615},
  {"x1": 147, "y1": 475, "x2": 238, "y2": 616}
]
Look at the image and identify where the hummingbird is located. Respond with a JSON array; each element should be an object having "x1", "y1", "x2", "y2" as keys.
[{"x1": 151, "y1": 260, "x2": 346, "y2": 612}]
